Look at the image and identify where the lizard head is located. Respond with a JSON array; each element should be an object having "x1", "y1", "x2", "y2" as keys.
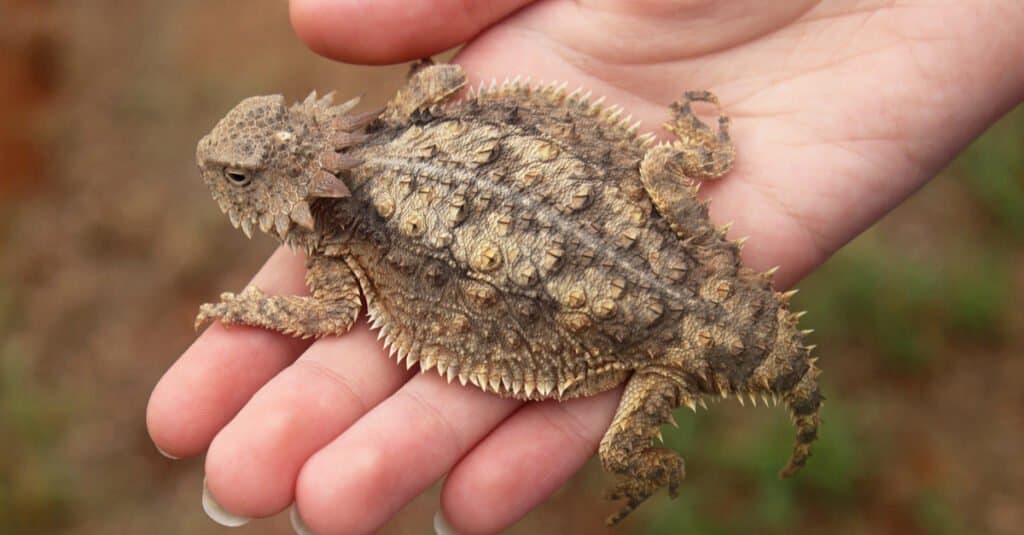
[{"x1": 196, "y1": 92, "x2": 369, "y2": 243}]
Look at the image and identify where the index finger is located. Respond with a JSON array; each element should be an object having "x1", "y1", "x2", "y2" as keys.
[
  {"x1": 289, "y1": 0, "x2": 537, "y2": 64},
  {"x1": 146, "y1": 246, "x2": 313, "y2": 458}
]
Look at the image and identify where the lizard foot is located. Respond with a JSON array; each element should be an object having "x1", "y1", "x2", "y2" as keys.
[
  {"x1": 194, "y1": 285, "x2": 266, "y2": 331},
  {"x1": 604, "y1": 447, "x2": 685, "y2": 525}
]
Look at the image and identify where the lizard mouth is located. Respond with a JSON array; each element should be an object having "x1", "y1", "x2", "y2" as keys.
[{"x1": 222, "y1": 202, "x2": 313, "y2": 241}]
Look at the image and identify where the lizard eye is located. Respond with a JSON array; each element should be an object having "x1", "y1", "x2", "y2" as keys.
[{"x1": 224, "y1": 168, "x2": 251, "y2": 187}]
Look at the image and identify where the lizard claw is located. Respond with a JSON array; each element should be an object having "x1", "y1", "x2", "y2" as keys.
[
  {"x1": 194, "y1": 302, "x2": 224, "y2": 331},
  {"x1": 602, "y1": 448, "x2": 685, "y2": 525},
  {"x1": 193, "y1": 287, "x2": 265, "y2": 331},
  {"x1": 239, "y1": 285, "x2": 265, "y2": 299}
]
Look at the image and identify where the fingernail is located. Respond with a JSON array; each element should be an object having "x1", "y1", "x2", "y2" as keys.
[
  {"x1": 202, "y1": 476, "x2": 252, "y2": 527},
  {"x1": 290, "y1": 504, "x2": 315, "y2": 535},
  {"x1": 433, "y1": 510, "x2": 460, "y2": 535},
  {"x1": 155, "y1": 445, "x2": 179, "y2": 460}
]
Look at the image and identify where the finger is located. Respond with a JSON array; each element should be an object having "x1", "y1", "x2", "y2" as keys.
[
  {"x1": 146, "y1": 247, "x2": 311, "y2": 458},
  {"x1": 440, "y1": 389, "x2": 621, "y2": 534},
  {"x1": 293, "y1": 372, "x2": 520, "y2": 534},
  {"x1": 289, "y1": 0, "x2": 537, "y2": 64},
  {"x1": 203, "y1": 322, "x2": 411, "y2": 516}
]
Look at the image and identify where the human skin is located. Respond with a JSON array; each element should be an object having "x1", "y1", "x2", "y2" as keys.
[{"x1": 146, "y1": 1, "x2": 1024, "y2": 533}]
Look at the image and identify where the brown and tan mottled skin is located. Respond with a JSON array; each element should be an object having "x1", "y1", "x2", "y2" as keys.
[{"x1": 194, "y1": 60, "x2": 823, "y2": 525}]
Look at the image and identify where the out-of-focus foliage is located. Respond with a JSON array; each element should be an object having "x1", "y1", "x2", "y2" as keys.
[
  {"x1": 957, "y1": 109, "x2": 1024, "y2": 238},
  {"x1": 0, "y1": 291, "x2": 74, "y2": 532}
]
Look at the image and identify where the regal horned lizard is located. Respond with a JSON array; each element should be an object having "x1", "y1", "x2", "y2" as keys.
[{"x1": 194, "y1": 60, "x2": 822, "y2": 525}]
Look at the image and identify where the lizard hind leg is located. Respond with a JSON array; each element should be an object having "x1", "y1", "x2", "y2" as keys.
[{"x1": 599, "y1": 370, "x2": 694, "y2": 525}]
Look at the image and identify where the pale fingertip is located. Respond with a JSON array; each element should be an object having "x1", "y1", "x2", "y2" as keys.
[
  {"x1": 202, "y1": 476, "x2": 252, "y2": 527},
  {"x1": 290, "y1": 504, "x2": 315, "y2": 535},
  {"x1": 433, "y1": 510, "x2": 460, "y2": 535},
  {"x1": 155, "y1": 445, "x2": 180, "y2": 460}
]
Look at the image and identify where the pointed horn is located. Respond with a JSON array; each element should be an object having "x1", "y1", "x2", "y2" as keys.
[
  {"x1": 317, "y1": 91, "x2": 336, "y2": 108},
  {"x1": 321, "y1": 152, "x2": 363, "y2": 173},
  {"x1": 258, "y1": 212, "x2": 274, "y2": 233},
  {"x1": 240, "y1": 218, "x2": 254, "y2": 238},
  {"x1": 334, "y1": 108, "x2": 383, "y2": 131},
  {"x1": 308, "y1": 170, "x2": 351, "y2": 198},
  {"x1": 274, "y1": 213, "x2": 291, "y2": 237},
  {"x1": 332, "y1": 131, "x2": 370, "y2": 149},
  {"x1": 289, "y1": 202, "x2": 315, "y2": 230},
  {"x1": 335, "y1": 95, "x2": 362, "y2": 115}
]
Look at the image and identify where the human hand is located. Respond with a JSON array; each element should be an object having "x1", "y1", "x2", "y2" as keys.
[{"x1": 147, "y1": 1, "x2": 1024, "y2": 533}]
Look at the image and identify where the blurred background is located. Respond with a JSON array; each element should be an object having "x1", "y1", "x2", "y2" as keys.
[{"x1": 1, "y1": 1, "x2": 1021, "y2": 534}]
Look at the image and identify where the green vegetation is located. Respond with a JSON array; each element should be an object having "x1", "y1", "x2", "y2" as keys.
[
  {"x1": 0, "y1": 353, "x2": 75, "y2": 532},
  {"x1": 643, "y1": 395, "x2": 866, "y2": 535},
  {"x1": 0, "y1": 286, "x2": 75, "y2": 532},
  {"x1": 956, "y1": 106, "x2": 1024, "y2": 238},
  {"x1": 913, "y1": 489, "x2": 968, "y2": 535},
  {"x1": 797, "y1": 241, "x2": 1012, "y2": 374}
]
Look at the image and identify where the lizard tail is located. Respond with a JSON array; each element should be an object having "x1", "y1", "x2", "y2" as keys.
[{"x1": 779, "y1": 358, "x2": 823, "y2": 478}]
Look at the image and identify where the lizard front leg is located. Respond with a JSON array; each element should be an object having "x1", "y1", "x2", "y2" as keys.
[
  {"x1": 381, "y1": 61, "x2": 466, "y2": 124},
  {"x1": 640, "y1": 91, "x2": 735, "y2": 241},
  {"x1": 659, "y1": 90, "x2": 735, "y2": 179},
  {"x1": 195, "y1": 255, "x2": 362, "y2": 339}
]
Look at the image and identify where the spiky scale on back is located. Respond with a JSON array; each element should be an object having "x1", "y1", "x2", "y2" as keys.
[{"x1": 194, "y1": 60, "x2": 823, "y2": 525}]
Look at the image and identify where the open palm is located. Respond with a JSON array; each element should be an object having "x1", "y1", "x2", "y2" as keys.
[{"x1": 147, "y1": 1, "x2": 1023, "y2": 533}]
